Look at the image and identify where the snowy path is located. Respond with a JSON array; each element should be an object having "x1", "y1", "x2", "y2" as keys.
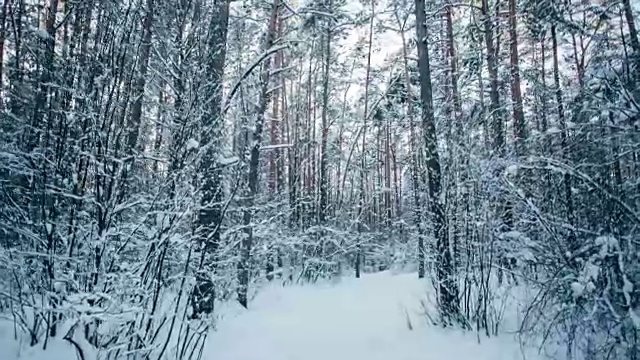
[{"x1": 205, "y1": 272, "x2": 533, "y2": 360}]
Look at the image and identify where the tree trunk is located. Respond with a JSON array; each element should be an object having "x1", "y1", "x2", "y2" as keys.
[
  {"x1": 289, "y1": 60, "x2": 303, "y2": 228},
  {"x1": 481, "y1": 0, "x2": 504, "y2": 154},
  {"x1": 384, "y1": 121, "x2": 392, "y2": 224},
  {"x1": 508, "y1": 0, "x2": 526, "y2": 155},
  {"x1": 269, "y1": 13, "x2": 283, "y2": 195},
  {"x1": 414, "y1": 0, "x2": 459, "y2": 322},
  {"x1": 551, "y1": 24, "x2": 576, "y2": 251},
  {"x1": 356, "y1": 0, "x2": 375, "y2": 279},
  {"x1": 396, "y1": 9, "x2": 424, "y2": 279},
  {"x1": 622, "y1": 0, "x2": 640, "y2": 76},
  {"x1": 30, "y1": 0, "x2": 59, "y2": 149},
  {"x1": 0, "y1": 0, "x2": 8, "y2": 95},
  {"x1": 445, "y1": 1, "x2": 461, "y2": 118},
  {"x1": 319, "y1": 2, "x2": 331, "y2": 226},
  {"x1": 238, "y1": 0, "x2": 280, "y2": 308},
  {"x1": 193, "y1": 0, "x2": 230, "y2": 317},
  {"x1": 127, "y1": 0, "x2": 155, "y2": 153},
  {"x1": 540, "y1": 37, "x2": 548, "y2": 134}
]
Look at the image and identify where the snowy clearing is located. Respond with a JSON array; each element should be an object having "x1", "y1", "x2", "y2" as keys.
[
  {"x1": 205, "y1": 272, "x2": 539, "y2": 360},
  {"x1": 1, "y1": 271, "x2": 547, "y2": 360}
]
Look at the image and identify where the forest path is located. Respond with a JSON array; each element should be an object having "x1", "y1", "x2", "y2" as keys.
[{"x1": 204, "y1": 271, "x2": 534, "y2": 360}]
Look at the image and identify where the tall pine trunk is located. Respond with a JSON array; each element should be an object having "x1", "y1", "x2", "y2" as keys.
[
  {"x1": 395, "y1": 8, "x2": 425, "y2": 279},
  {"x1": 193, "y1": 0, "x2": 230, "y2": 317},
  {"x1": 481, "y1": 0, "x2": 504, "y2": 154},
  {"x1": 319, "y1": 1, "x2": 331, "y2": 226},
  {"x1": 551, "y1": 24, "x2": 576, "y2": 250},
  {"x1": 238, "y1": 0, "x2": 280, "y2": 308},
  {"x1": 508, "y1": 0, "x2": 526, "y2": 155},
  {"x1": 356, "y1": 0, "x2": 375, "y2": 279},
  {"x1": 414, "y1": 0, "x2": 459, "y2": 322}
]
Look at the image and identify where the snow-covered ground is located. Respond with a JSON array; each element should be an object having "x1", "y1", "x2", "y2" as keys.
[
  {"x1": 2, "y1": 271, "x2": 543, "y2": 360},
  {"x1": 205, "y1": 271, "x2": 540, "y2": 360}
]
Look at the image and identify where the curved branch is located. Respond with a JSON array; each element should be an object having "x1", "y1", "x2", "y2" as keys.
[{"x1": 222, "y1": 44, "x2": 288, "y2": 116}]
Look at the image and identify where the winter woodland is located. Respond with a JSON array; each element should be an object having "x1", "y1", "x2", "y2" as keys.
[{"x1": 0, "y1": 0, "x2": 638, "y2": 359}]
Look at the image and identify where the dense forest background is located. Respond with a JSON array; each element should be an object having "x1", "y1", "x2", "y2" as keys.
[{"x1": 0, "y1": 0, "x2": 638, "y2": 359}]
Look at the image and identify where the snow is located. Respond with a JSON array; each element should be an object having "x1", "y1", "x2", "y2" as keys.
[
  {"x1": 623, "y1": 275, "x2": 633, "y2": 305},
  {"x1": 2, "y1": 272, "x2": 542, "y2": 360},
  {"x1": 218, "y1": 156, "x2": 240, "y2": 166},
  {"x1": 630, "y1": 307, "x2": 640, "y2": 329},
  {"x1": 30, "y1": 26, "x2": 52, "y2": 40},
  {"x1": 546, "y1": 126, "x2": 561, "y2": 134},
  {"x1": 186, "y1": 138, "x2": 200, "y2": 150},
  {"x1": 595, "y1": 236, "x2": 618, "y2": 248},
  {"x1": 623, "y1": 276, "x2": 633, "y2": 293},
  {"x1": 595, "y1": 236, "x2": 619, "y2": 257},
  {"x1": 0, "y1": 322, "x2": 95, "y2": 360},
  {"x1": 571, "y1": 281, "x2": 585, "y2": 299},
  {"x1": 205, "y1": 272, "x2": 539, "y2": 360},
  {"x1": 261, "y1": 143, "x2": 292, "y2": 150},
  {"x1": 505, "y1": 164, "x2": 518, "y2": 176},
  {"x1": 583, "y1": 262, "x2": 600, "y2": 281},
  {"x1": 503, "y1": 230, "x2": 525, "y2": 240}
]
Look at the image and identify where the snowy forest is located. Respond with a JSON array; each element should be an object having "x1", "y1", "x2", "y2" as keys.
[{"x1": 0, "y1": 0, "x2": 638, "y2": 359}]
